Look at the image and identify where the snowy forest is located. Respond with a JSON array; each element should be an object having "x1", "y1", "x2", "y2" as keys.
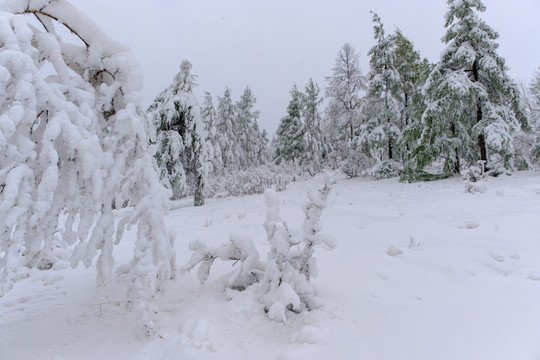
[{"x1": 2, "y1": 0, "x2": 540, "y2": 359}]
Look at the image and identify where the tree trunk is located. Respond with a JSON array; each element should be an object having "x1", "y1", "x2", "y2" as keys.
[
  {"x1": 477, "y1": 102, "x2": 487, "y2": 164},
  {"x1": 472, "y1": 60, "x2": 488, "y2": 167},
  {"x1": 450, "y1": 121, "x2": 460, "y2": 174}
]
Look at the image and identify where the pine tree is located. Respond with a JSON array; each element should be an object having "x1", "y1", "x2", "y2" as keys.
[
  {"x1": 531, "y1": 68, "x2": 540, "y2": 125},
  {"x1": 393, "y1": 30, "x2": 432, "y2": 163},
  {"x1": 528, "y1": 67, "x2": 540, "y2": 161},
  {"x1": 274, "y1": 85, "x2": 305, "y2": 164},
  {"x1": 361, "y1": 13, "x2": 404, "y2": 177},
  {"x1": 301, "y1": 79, "x2": 327, "y2": 174},
  {"x1": 216, "y1": 88, "x2": 241, "y2": 171},
  {"x1": 412, "y1": 0, "x2": 526, "y2": 176},
  {"x1": 201, "y1": 92, "x2": 223, "y2": 175},
  {"x1": 148, "y1": 60, "x2": 207, "y2": 205},
  {"x1": 235, "y1": 87, "x2": 262, "y2": 168}
]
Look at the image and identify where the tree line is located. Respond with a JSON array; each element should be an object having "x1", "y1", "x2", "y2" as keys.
[{"x1": 154, "y1": 0, "x2": 540, "y2": 207}]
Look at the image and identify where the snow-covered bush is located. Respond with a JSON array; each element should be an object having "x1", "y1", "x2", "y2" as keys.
[
  {"x1": 204, "y1": 161, "x2": 306, "y2": 198},
  {"x1": 369, "y1": 159, "x2": 402, "y2": 180},
  {"x1": 463, "y1": 161, "x2": 488, "y2": 193},
  {"x1": 182, "y1": 174, "x2": 335, "y2": 322},
  {"x1": 340, "y1": 149, "x2": 373, "y2": 178},
  {"x1": 0, "y1": 0, "x2": 174, "y2": 334}
]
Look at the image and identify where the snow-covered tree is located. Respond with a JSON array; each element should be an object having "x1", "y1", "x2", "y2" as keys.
[
  {"x1": 360, "y1": 13, "x2": 404, "y2": 177},
  {"x1": 201, "y1": 92, "x2": 223, "y2": 175},
  {"x1": 274, "y1": 85, "x2": 305, "y2": 165},
  {"x1": 528, "y1": 68, "x2": 540, "y2": 162},
  {"x1": 411, "y1": 0, "x2": 526, "y2": 177},
  {"x1": 216, "y1": 88, "x2": 241, "y2": 171},
  {"x1": 0, "y1": 0, "x2": 175, "y2": 333},
  {"x1": 257, "y1": 129, "x2": 270, "y2": 165},
  {"x1": 235, "y1": 87, "x2": 265, "y2": 168},
  {"x1": 325, "y1": 43, "x2": 366, "y2": 144},
  {"x1": 393, "y1": 30, "x2": 432, "y2": 161},
  {"x1": 300, "y1": 79, "x2": 327, "y2": 174},
  {"x1": 148, "y1": 60, "x2": 207, "y2": 205}
]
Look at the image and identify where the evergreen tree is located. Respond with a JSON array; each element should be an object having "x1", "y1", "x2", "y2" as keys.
[
  {"x1": 148, "y1": 60, "x2": 207, "y2": 205},
  {"x1": 201, "y1": 92, "x2": 223, "y2": 175},
  {"x1": 274, "y1": 85, "x2": 305, "y2": 164},
  {"x1": 235, "y1": 87, "x2": 263, "y2": 168},
  {"x1": 361, "y1": 13, "x2": 404, "y2": 176},
  {"x1": 412, "y1": 0, "x2": 526, "y2": 176},
  {"x1": 216, "y1": 88, "x2": 241, "y2": 171},
  {"x1": 393, "y1": 30, "x2": 432, "y2": 163},
  {"x1": 301, "y1": 79, "x2": 327, "y2": 174},
  {"x1": 531, "y1": 67, "x2": 540, "y2": 125},
  {"x1": 528, "y1": 67, "x2": 540, "y2": 161},
  {"x1": 258, "y1": 129, "x2": 270, "y2": 165}
]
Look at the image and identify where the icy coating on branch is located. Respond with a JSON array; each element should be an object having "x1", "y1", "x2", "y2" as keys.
[{"x1": 0, "y1": 0, "x2": 174, "y2": 334}]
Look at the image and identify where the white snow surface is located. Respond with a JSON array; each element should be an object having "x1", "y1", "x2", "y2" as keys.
[{"x1": 2, "y1": 172, "x2": 540, "y2": 359}]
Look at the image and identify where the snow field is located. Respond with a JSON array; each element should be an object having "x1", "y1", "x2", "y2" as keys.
[{"x1": 2, "y1": 173, "x2": 540, "y2": 359}]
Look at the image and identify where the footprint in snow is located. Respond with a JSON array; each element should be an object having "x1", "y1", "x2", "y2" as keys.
[
  {"x1": 528, "y1": 272, "x2": 540, "y2": 281},
  {"x1": 42, "y1": 274, "x2": 64, "y2": 286},
  {"x1": 483, "y1": 252, "x2": 520, "y2": 276},
  {"x1": 180, "y1": 318, "x2": 216, "y2": 352},
  {"x1": 457, "y1": 221, "x2": 479, "y2": 229}
]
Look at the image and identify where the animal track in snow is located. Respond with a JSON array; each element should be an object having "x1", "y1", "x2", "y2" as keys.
[
  {"x1": 527, "y1": 272, "x2": 540, "y2": 281},
  {"x1": 483, "y1": 251, "x2": 520, "y2": 276},
  {"x1": 457, "y1": 221, "x2": 479, "y2": 229}
]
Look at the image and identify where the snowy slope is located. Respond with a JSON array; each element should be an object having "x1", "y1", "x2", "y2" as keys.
[{"x1": 2, "y1": 173, "x2": 540, "y2": 360}]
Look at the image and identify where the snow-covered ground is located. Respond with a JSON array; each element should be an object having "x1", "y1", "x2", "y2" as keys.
[{"x1": 2, "y1": 172, "x2": 540, "y2": 360}]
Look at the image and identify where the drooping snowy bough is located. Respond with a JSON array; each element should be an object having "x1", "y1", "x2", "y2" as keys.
[
  {"x1": 0, "y1": 0, "x2": 175, "y2": 333},
  {"x1": 182, "y1": 174, "x2": 335, "y2": 322}
]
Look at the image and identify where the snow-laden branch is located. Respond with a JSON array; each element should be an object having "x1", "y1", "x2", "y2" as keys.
[{"x1": 0, "y1": 0, "x2": 174, "y2": 335}]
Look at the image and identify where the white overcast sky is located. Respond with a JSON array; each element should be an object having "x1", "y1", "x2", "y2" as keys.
[{"x1": 68, "y1": 0, "x2": 540, "y2": 135}]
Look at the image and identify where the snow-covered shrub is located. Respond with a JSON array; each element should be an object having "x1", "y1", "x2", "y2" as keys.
[
  {"x1": 463, "y1": 162, "x2": 487, "y2": 193},
  {"x1": 512, "y1": 130, "x2": 537, "y2": 170},
  {"x1": 182, "y1": 174, "x2": 335, "y2": 322},
  {"x1": 205, "y1": 161, "x2": 306, "y2": 198},
  {"x1": 341, "y1": 150, "x2": 373, "y2": 178},
  {"x1": 181, "y1": 234, "x2": 264, "y2": 290},
  {"x1": 0, "y1": 0, "x2": 174, "y2": 334},
  {"x1": 369, "y1": 159, "x2": 402, "y2": 179}
]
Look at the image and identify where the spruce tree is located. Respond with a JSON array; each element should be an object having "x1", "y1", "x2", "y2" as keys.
[
  {"x1": 301, "y1": 79, "x2": 327, "y2": 174},
  {"x1": 148, "y1": 60, "x2": 207, "y2": 205},
  {"x1": 412, "y1": 0, "x2": 526, "y2": 176},
  {"x1": 528, "y1": 67, "x2": 540, "y2": 161},
  {"x1": 201, "y1": 92, "x2": 223, "y2": 175},
  {"x1": 236, "y1": 87, "x2": 262, "y2": 168},
  {"x1": 361, "y1": 13, "x2": 404, "y2": 176},
  {"x1": 274, "y1": 85, "x2": 305, "y2": 164},
  {"x1": 216, "y1": 88, "x2": 241, "y2": 171},
  {"x1": 393, "y1": 30, "x2": 432, "y2": 163}
]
